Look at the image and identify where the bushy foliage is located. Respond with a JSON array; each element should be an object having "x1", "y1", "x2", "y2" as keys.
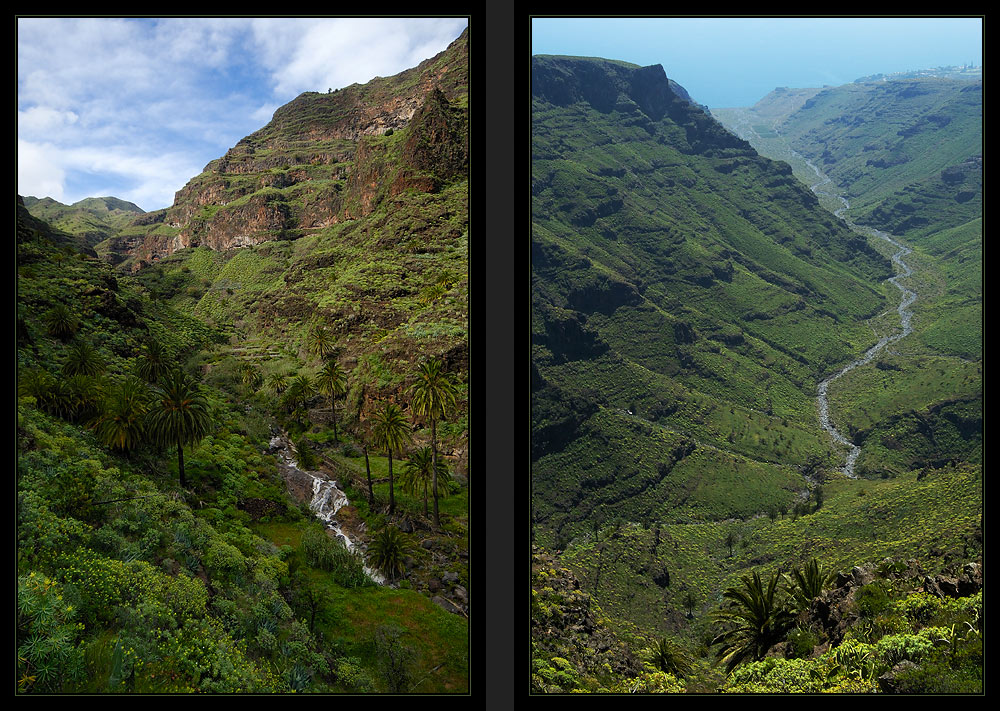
[
  {"x1": 368, "y1": 525, "x2": 409, "y2": 583},
  {"x1": 17, "y1": 573, "x2": 86, "y2": 693},
  {"x1": 300, "y1": 525, "x2": 373, "y2": 588}
]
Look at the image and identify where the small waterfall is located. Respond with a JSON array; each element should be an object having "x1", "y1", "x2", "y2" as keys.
[{"x1": 270, "y1": 434, "x2": 386, "y2": 585}]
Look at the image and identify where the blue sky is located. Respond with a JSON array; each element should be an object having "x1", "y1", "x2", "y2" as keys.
[
  {"x1": 532, "y1": 17, "x2": 983, "y2": 108},
  {"x1": 17, "y1": 17, "x2": 468, "y2": 212}
]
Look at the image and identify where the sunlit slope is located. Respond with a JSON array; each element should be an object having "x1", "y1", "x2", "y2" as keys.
[
  {"x1": 760, "y1": 78, "x2": 982, "y2": 236},
  {"x1": 714, "y1": 76, "x2": 982, "y2": 480},
  {"x1": 531, "y1": 55, "x2": 892, "y2": 544}
]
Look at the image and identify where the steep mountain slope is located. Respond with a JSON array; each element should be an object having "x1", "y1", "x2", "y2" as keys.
[
  {"x1": 85, "y1": 30, "x2": 469, "y2": 456},
  {"x1": 531, "y1": 55, "x2": 892, "y2": 546},
  {"x1": 713, "y1": 76, "x2": 982, "y2": 478},
  {"x1": 101, "y1": 29, "x2": 467, "y2": 269},
  {"x1": 752, "y1": 78, "x2": 982, "y2": 236}
]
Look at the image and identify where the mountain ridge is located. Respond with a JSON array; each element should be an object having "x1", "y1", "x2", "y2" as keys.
[
  {"x1": 97, "y1": 27, "x2": 468, "y2": 271},
  {"x1": 532, "y1": 54, "x2": 892, "y2": 549}
]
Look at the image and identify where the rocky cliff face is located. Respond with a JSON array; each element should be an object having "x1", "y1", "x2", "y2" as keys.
[{"x1": 104, "y1": 28, "x2": 468, "y2": 270}]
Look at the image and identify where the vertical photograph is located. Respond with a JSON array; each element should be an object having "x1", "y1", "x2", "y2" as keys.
[
  {"x1": 17, "y1": 16, "x2": 470, "y2": 694},
  {"x1": 530, "y1": 17, "x2": 981, "y2": 694}
]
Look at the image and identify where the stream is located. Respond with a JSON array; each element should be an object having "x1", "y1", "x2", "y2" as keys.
[
  {"x1": 713, "y1": 110, "x2": 922, "y2": 477},
  {"x1": 797, "y1": 153, "x2": 918, "y2": 478},
  {"x1": 269, "y1": 433, "x2": 386, "y2": 584}
]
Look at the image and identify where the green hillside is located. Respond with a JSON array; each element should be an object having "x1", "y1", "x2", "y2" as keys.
[
  {"x1": 757, "y1": 79, "x2": 982, "y2": 234},
  {"x1": 532, "y1": 55, "x2": 891, "y2": 548},
  {"x1": 714, "y1": 76, "x2": 982, "y2": 482},
  {"x1": 17, "y1": 30, "x2": 469, "y2": 696},
  {"x1": 531, "y1": 56, "x2": 982, "y2": 695},
  {"x1": 23, "y1": 195, "x2": 145, "y2": 247}
]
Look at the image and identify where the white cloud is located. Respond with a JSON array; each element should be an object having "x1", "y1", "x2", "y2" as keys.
[
  {"x1": 17, "y1": 17, "x2": 468, "y2": 210},
  {"x1": 251, "y1": 103, "x2": 280, "y2": 124},
  {"x1": 18, "y1": 140, "x2": 67, "y2": 201},
  {"x1": 250, "y1": 17, "x2": 467, "y2": 98},
  {"x1": 18, "y1": 106, "x2": 79, "y2": 137}
]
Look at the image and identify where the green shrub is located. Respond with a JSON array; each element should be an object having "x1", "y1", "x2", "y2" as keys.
[
  {"x1": 17, "y1": 573, "x2": 86, "y2": 693},
  {"x1": 785, "y1": 626, "x2": 820, "y2": 659},
  {"x1": 300, "y1": 525, "x2": 373, "y2": 587},
  {"x1": 855, "y1": 580, "x2": 893, "y2": 618}
]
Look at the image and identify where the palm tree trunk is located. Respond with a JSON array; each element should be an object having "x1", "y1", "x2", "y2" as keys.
[
  {"x1": 423, "y1": 480, "x2": 428, "y2": 516},
  {"x1": 331, "y1": 395, "x2": 338, "y2": 442},
  {"x1": 431, "y1": 419, "x2": 440, "y2": 528},
  {"x1": 364, "y1": 443, "x2": 374, "y2": 506},
  {"x1": 177, "y1": 440, "x2": 186, "y2": 489},
  {"x1": 388, "y1": 452, "x2": 395, "y2": 515}
]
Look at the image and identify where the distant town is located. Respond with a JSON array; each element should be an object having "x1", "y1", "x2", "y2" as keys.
[{"x1": 855, "y1": 64, "x2": 982, "y2": 83}]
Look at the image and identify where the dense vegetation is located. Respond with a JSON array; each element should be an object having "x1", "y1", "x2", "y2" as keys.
[
  {"x1": 17, "y1": 30, "x2": 469, "y2": 696},
  {"x1": 532, "y1": 55, "x2": 891, "y2": 548},
  {"x1": 714, "y1": 75, "x2": 982, "y2": 481},
  {"x1": 17, "y1": 197, "x2": 469, "y2": 693},
  {"x1": 532, "y1": 56, "x2": 981, "y2": 694}
]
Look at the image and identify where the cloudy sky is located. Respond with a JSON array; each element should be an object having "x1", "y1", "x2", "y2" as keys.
[
  {"x1": 532, "y1": 17, "x2": 983, "y2": 108},
  {"x1": 17, "y1": 17, "x2": 468, "y2": 212}
]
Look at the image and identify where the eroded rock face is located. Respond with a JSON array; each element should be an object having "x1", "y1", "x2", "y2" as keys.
[
  {"x1": 106, "y1": 28, "x2": 469, "y2": 268},
  {"x1": 807, "y1": 557, "x2": 982, "y2": 647},
  {"x1": 531, "y1": 546, "x2": 644, "y2": 689}
]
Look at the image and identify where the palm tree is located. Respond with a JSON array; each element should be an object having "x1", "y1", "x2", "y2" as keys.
[
  {"x1": 134, "y1": 338, "x2": 172, "y2": 384},
  {"x1": 307, "y1": 324, "x2": 338, "y2": 363},
  {"x1": 785, "y1": 558, "x2": 835, "y2": 614},
  {"x1": 42, "y1": 303, "x2": 79, "y2": 341},
  {"x1": 368, "y1": 525, "x2": 408, "y2": 583},
  {"x1": 266, "y1": 372, "x2": 289, "y2": 395},
  {"x1": 409, "y1": 357, "x2": 459, "y2": 528},
  {"x1": 682, "y1": 590, "x2": 699, "y2": 619},
  {"x1": 358, "y1": 434, "x2": 375, "y2": 508},
  {"x1": 63, "y1": 339, "x2": 104, "y2": 377},
  {"x1": 238, "y1": 362, "x2": 263, "y2": 394},
  {"x1": 316, "y1": 360, "x2": 347, "y2": 442},
  {"x1": 146, "y1": 369, "x2": 212, "y2": 489},
  {"x1": 649, "y1": 637, "x2": 693, "y2": 677},
  {"x1": 370, "y1": 402, "x2": 412, "y2": 516},
  {"x1": 710, "y1": 570, "x2": 793, "y2": 674},
  {"x1": 402, "y1": 446, "x2": 451, "y2": 517},
  {"x1": 283, "y1": 374, "x2": 316, "y2": 427},
  {"x1": 65, "y1": 374, "x2": 104, "y2": 423},
  {"x1": 724, "y1": 531, "x2": 737, "y2": 558},
  {"x1": 91, "y1": 376, "x2": 150, "y2": 452}
]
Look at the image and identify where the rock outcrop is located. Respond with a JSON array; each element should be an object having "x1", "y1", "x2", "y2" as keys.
[
  {"x1": 805, "y1": 557, "x2": 983, "y2": 648},
  {"x1": 104, "y1": 28, "x2": 468, "y2": 270},
  {"x1": 531, "y1": 545, "x2": 643, "y2": 692}
]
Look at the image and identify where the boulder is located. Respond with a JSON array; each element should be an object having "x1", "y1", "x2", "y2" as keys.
[{"x1": 878, "y1": 660, "x2": 918, "y2": 694}]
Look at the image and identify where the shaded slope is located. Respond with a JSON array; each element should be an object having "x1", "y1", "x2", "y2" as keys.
[{"x1": 531, "y1": 55, "x2": 892, "y2": 545}]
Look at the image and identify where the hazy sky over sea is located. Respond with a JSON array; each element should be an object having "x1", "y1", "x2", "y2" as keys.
[
  {"x1": 17, "y1": 17, "x2": 468, "y2": 211},
  {"x1": 532, "y1": 17, "x2": 983, "y2": 108}
]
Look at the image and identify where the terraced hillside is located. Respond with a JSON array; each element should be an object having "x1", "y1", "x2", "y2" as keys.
[
  {"x1": 714, "y1": 75, "x2": 981, "y2": 480},
  {"x1": 81, "y1": 29, "x2": 471, "y2": 453},
  {"x1": 530, "y1": 56, "x2": 982, "y2": 693},
  {"x1": 532, "y1": 55, "x2": 892, "y2": 548}
]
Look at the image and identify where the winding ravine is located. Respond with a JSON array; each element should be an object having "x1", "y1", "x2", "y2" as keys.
[
  {"x1": 797, "y1": 152, "x2": 918, "y2": 478},
  {"x1": 270, "y1": 433, "x2": 387, "y2": 584}
]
